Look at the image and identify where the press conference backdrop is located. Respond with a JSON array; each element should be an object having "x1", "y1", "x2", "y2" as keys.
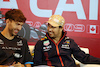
[{"x1": 0, "y1": 0, "x2": 100, "y2": 58}]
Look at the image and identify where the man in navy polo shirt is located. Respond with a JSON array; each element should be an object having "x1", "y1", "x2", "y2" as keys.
[{"x1": 33, "y1": 15, "x2": 100, "y2": 67}]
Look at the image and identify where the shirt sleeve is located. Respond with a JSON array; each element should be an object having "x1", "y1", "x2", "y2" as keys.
[
  {"x1": 22, "y1": 39, "x2": 33, "y2": 65},
  {"x1": 70, "y1": 39, "x2": 100, "y2": 64},
  {"x1": 33, "y1": 40, "x2": 43, "y2": 65},
  {"x1": 0, "y1": 47, "x2": 7, "y2": 64}
]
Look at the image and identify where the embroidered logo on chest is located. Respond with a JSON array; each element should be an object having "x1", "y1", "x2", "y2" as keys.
[
  {"x1": 13, "y1": 53, "x2": 22, "y2": 58},
  {"x1": 17, "y1": 40, "x2": 23, "y2": 46},
  {"x1": 61, "y1": 40, "x2": 70, "y2": 49},
  {"x1": 43, "y1": 45, "x2": 52, "y2": 51},
  {"x1": 2, "y1": 47, "x2": 21, "y2": 50},
  {"x1": 43, "y1": 40, "x2": 50, "y2": 46},
  {"x1": 61, "y1": 44, "x2": 70, "y2": 49},
  {"x1": 0, "y1": 39, "x2": 4, "y2": 44}
]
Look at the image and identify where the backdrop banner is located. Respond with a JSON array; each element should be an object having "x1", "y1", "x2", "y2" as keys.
[{"x1": 0, "y1": 0, "x2": 100, "y2": 58}]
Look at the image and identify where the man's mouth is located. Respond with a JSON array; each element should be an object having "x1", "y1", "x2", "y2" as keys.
[
  {"x1": 14, "y1": 30, "x2": 19, "y2": 34},
  {"x1": 49, "y1": 32, "x2": 53, "y2": 35}
]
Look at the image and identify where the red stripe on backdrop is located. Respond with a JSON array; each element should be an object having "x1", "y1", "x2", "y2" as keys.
[{"x1": 3, "y1": 0, "x2": 9, "y2": 1}]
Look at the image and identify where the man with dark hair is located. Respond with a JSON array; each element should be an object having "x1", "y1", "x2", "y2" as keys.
[
  {"x1": 0, "y1": 9, "x2": 33, "y2": 67},
  {"x1": 33, "y1": 15, "x2": 100, "y2": 67}
]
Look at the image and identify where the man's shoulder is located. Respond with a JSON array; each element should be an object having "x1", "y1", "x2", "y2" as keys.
[
  {"x1": 16, "y1": 35, "x2": 23, "y2": 39},
  {"x1": 64, "y1": 36, "x2": 75, "y2": 42},
  {"x1": 40, "y1": 36, "x2": 48, "y2": 41},
  {"x1": 0, "y1": 33, "x2": 3, "y2": 38},
  {"x1": 16, "y1": 35, "x2": 27, "y2": 41},
  {"x1": 36, "y1": 36, "x2": 48, "y2": 44}
]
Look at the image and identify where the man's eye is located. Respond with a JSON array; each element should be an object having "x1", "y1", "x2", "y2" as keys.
[
  {"x1": 16, "y1": 23, "x2": 20, "y2": 25},
  {"x1": 52, "y1": 26, "x2": 56, "y2": 28}
]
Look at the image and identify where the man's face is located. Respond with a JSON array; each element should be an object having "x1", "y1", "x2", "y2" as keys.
[
  {"x1": 47, "y1": 24, "x2": 63, "y2": 38},
  {"x1": 8, "y1": 20, "x2": 24, "y2": 36}
]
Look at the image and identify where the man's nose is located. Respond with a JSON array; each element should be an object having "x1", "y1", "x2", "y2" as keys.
[
  {"x1": 18, "y1": 26, "x2": 22, "y2": 31},
  {"x1": 48, "y1": 27, "x2": 52, "y2": 32}
]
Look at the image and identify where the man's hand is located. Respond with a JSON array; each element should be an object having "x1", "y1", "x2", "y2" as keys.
[
  {"x1": 11, "y1": 62, "x2": 25, "y2": 67},
  {"x1": 0, "y1": 62, "x2": 31, "y2": 67},
  {"x1": 25, "y1": 64, "x2": 31, "y2": 67}
]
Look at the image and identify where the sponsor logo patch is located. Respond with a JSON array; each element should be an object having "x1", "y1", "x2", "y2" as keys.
[
  {"x1": 43, "y1": 45, "x2": 52, "y2": 51},
  {"x1": 43, "y1": 40, "x2": 50, "y2": 46},
  {"x1": 62, "y1": 40, "x2": 70, "y2": 49},
  {"x1": 61, "y1": 44, "x2": 70, "y2": 49},
  {"x1": 0, "y1": 39, "x2": 4, "y2": 44},
  {"x1": 17, "y1": 40, "x2": 23, "y2": 46}
]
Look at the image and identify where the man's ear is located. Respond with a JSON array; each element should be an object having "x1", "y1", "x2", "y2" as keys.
[
  {"x1": 60, "y1": 26, "x2": 63, "y2": 30},
  {"x1": 6, "y1": 19, "x2": 11, "y2": 23},
  {"x1": 5, "y1": 19, "x2": 9, "y2": 23},
  {"x1": 59, "y1": 27, "x2": 63, "y2": 32}
]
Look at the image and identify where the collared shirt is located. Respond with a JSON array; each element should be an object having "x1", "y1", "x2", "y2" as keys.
[{"x1": 33, "y1": 32, "x2": 100, "y2": 67}]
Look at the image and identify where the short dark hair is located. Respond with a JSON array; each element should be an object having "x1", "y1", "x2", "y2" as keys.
[
  {"x1": 5, "y1": 9, "x2": 26, "y2": 23},
  {"x1": 59, "y1": 26, "x2": 63, "y2": 28}
]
